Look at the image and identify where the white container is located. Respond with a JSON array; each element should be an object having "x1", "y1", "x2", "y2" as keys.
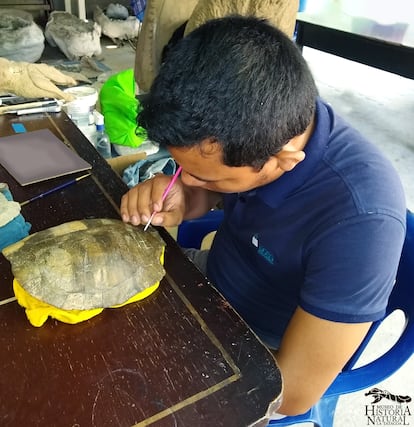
[
  {"x1": 65, "y1": 101, "x2": 91, "y2": 126},
  {"x1": 64, "y1": 86, "x2": 98, "y2": 126}
]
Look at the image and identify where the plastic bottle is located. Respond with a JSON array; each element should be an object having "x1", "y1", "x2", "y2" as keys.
[{"x1": 94, "y1": 113, "x2": 112, "y2": 159}]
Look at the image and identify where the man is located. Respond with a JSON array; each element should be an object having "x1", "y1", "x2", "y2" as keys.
[{"x1": 120, "y1": 16, "x2": 406, "y2": 415}]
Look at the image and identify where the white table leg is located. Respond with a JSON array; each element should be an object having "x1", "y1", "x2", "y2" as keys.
[
  {"x1": 78, "y1": 0, "x2": 86, "y2": 21},
  {"x1": 64, "y1": 0, "x2": 72, "y2": 14},
  {"x1": 64, "y1": 0, "x2": 86, "y2": 21}
]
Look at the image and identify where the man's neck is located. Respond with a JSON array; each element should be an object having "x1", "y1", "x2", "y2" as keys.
[{"x1": 290, "y1": 114, "x2": 316, "y2": 152}]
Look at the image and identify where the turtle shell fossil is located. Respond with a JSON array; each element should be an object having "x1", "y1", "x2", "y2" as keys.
[{"x1": 2, "y1": 218, "x2": 165, "y2": 310}]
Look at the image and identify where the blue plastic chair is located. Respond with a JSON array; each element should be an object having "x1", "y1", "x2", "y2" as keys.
[
  {"x1": 177, "y1": 209, "x2": 224, "y2": 249},
  {"x1": 268, "y1": 210, "x2": 414, "y2": 427}
]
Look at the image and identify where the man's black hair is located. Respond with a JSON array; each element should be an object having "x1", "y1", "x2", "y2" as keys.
[{"x1": 138, "y1": 15, "x2": 318, "y2": 168}]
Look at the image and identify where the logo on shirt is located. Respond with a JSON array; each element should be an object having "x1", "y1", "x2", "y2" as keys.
[{"x1": 252, "y1": 234, "x2": 274, "y2": 265}]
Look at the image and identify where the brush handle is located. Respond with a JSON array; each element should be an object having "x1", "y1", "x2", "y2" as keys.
[
  {"x1": 160, "y1": 166, "x2": 183, "y2": 202},
  {"x1": 20, "y1": 173, "x2": 91, "y2": 206},
  {"x1": 144, "y1": 166, "x2": 183, "y2": 231}
]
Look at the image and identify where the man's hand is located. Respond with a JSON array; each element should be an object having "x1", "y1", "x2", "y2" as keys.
[{"x1": 120, "y1": 174, "x2": 186, "y2": 227}]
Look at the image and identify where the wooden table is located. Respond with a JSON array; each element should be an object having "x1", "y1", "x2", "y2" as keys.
[{"x1": 0, "y1": 112, "x2": 282, "y2": 427}]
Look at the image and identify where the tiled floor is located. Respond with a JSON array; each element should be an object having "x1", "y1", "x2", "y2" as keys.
[
  {"x1": 304, "y1": 47, "x2": 414, "y2": 211},
  {"x1": 89, "y1": 38, "x2": 414, "y2": 426}
]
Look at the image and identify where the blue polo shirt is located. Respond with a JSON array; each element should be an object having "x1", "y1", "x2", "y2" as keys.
[{"x1": 206, "y1": 98, "x2": 406, "y2": 348}]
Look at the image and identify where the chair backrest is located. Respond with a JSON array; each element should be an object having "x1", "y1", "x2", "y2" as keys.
[
  {"x1": 177, "y1": 209, "x2": 224, "y2": 249},
  {"x1": 389, "y1": 210, "x2": 413, "y2": 317}
]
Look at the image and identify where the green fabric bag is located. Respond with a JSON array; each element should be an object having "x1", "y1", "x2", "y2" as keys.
[{"x1": 99, "y1": 68, "x2": 147, "y2": 147}]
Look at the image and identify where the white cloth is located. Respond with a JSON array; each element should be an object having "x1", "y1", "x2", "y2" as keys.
[{"x1": 0, "y1": 193, "x2": 20, "y2": 227}]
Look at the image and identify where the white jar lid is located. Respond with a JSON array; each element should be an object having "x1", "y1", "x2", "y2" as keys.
[{"x1": 63, "y1": 86, "x2": 98, "y2": 108}]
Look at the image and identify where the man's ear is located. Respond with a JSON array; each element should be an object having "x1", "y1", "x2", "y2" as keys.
[
  {"x1": 198, "y1": 138, "x2": 222, "y2": 157},
  {"x1": 275, "y1": 148, "x2": 306, "y2": 172}
]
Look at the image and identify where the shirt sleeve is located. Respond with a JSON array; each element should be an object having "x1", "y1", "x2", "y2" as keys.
[{"x1": 300, "y1": 213, "x2": 406, "y2": 323}]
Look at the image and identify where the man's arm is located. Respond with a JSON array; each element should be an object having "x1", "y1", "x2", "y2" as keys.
[{"x1": 274, "y1": 307, "x2": 372, "y2": 415}]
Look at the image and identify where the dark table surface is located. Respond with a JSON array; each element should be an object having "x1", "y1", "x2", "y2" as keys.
[{"x1": 0, "y1": 112, "x2": 282, "y2": 427}]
